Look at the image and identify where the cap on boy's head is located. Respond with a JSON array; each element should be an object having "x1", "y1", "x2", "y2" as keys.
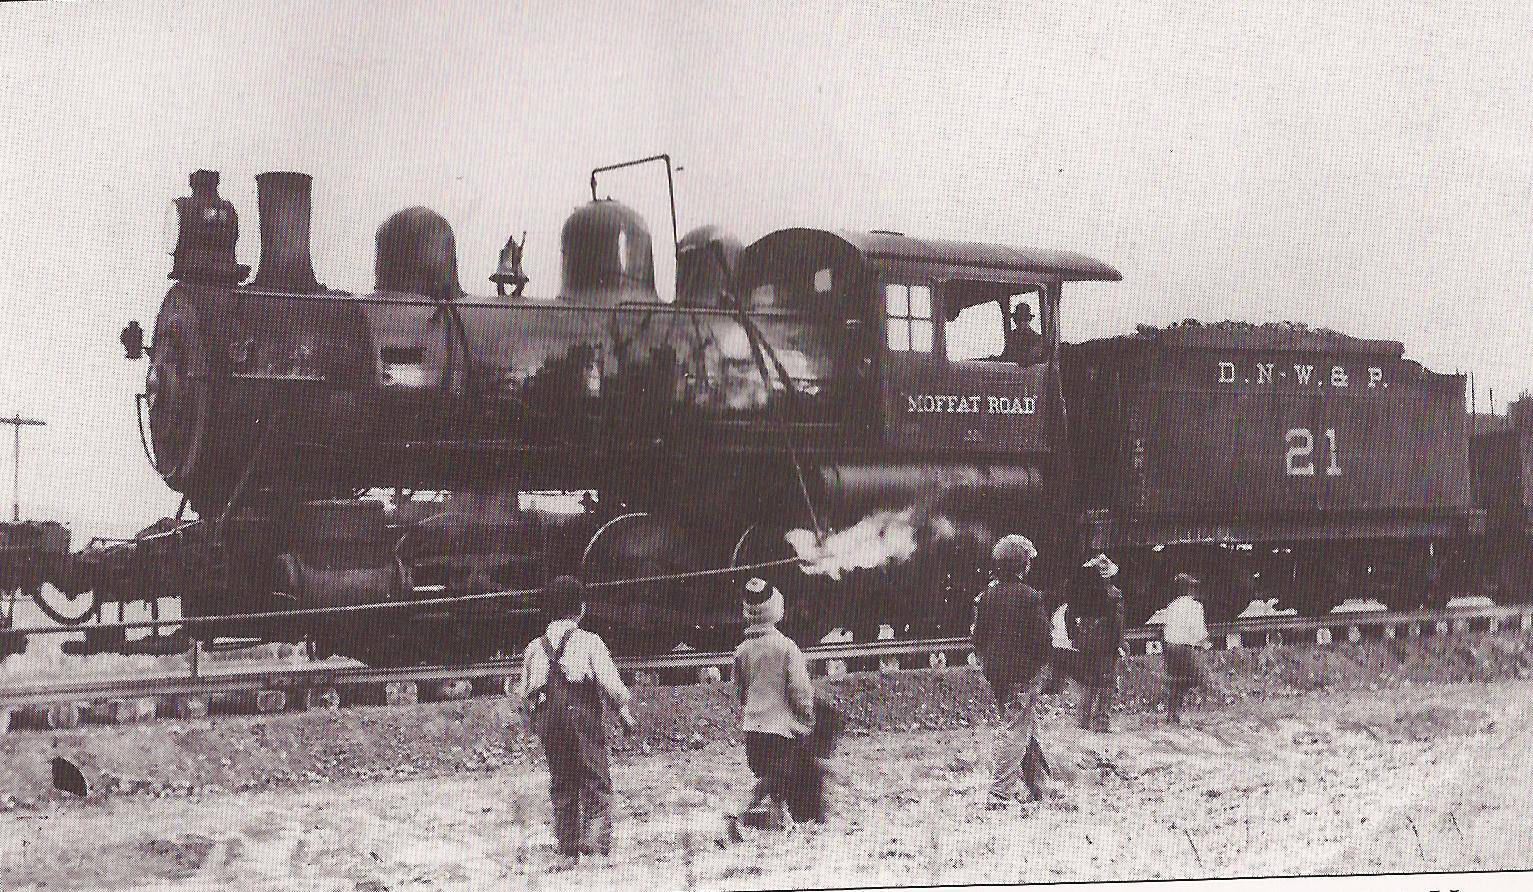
[
  {"x1": 1173, "y1": 572, "x2": 1200, "y2": 591},
  {"x1": 991, "y1": 534, "x2": 1037, "y2": 568},
  {"x1": 742, "y1": 576, "x2": 785, "y2": 626},
  {"x1": 545, "y1": 575, "x2": 586, "y2": 617},
  {"x1": 743, "y1": 576, "x2": 774, "y2": 605}
]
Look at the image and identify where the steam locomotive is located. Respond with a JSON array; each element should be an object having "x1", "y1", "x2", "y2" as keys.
[{"x1": 18, "y1": 159, "x2": 1529, "y2": 663}]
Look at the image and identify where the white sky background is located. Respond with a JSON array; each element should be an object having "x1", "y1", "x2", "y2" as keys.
[{"x1": 0, "y1": 0, "x2": 1530, "y2": 540}]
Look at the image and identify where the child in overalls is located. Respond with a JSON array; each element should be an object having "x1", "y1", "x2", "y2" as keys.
[
  {"x1": 519, "y1": 576, "x2": 636, "y2": 868},
  {"x1": 730, "y1": 577, "x2": 821, "y2": 836}
]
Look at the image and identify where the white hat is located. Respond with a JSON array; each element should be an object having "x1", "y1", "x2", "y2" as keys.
[
  {"x1": 991, "y1": 534, "x2": 1037, "y2": 565},
  {"x1": 1083, "y1": 554, "x2": 1118, "y2": 579}
]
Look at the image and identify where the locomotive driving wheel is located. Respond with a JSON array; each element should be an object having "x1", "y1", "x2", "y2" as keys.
[
  {"x1": 579, "y1": 513, "x2": 695, "y2": 655},
  {"x1": 32, "y1": 583, "x2": 98, "y2": 626},
  {"x1": 696, "y1": 523, "x2": 836, "y2": 651}
]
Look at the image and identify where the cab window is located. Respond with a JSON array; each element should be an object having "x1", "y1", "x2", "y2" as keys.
[
  {"x1": 885, "y1": 283, "x2": 934, "y2": 353},
  {"x1": 945, "y1": 284, "x2": 1048, "y2": 365}
]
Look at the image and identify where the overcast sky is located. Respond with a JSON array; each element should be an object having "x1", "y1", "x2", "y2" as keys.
[{"x1": 1, "y1": 1, "x2": 1529, "y2": 540}]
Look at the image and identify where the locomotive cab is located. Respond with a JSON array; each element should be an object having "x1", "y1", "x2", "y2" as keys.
[{"x1": 734, "y1": 230, "x2": 1118, "y2": 458}]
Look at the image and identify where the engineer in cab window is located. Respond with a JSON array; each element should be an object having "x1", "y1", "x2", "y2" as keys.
[{"x1": 1000, "y1": 298, "x2": 1045, "y2": 365}]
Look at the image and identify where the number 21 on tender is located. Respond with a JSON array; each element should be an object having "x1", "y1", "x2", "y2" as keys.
[{"x1": 1285, "y1": 427, "x2": 1341, "y2": 477}]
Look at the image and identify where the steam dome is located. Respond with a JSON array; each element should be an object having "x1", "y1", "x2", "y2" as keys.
[
  {"x1": 676, "y1": 224, "x2": 743, "y2": 307},
  {"x1": 560, "y1": 200, "x2": 656, "y2": 302},
  {"x1": 375, "y1": 207, "x2": 464, "y2": 301}
]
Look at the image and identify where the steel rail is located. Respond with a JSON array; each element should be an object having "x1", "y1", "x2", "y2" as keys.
[
  {"x1": 3, "y1": 603, "x2": 1528, "y2": 711},
  {"x1": 10, "y1": 556, "x2": 803, "y2": 640}
]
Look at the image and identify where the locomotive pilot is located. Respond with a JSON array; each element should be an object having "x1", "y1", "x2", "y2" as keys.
[{"x1": 971, "y1": 534, "x2": 1056, "y2": 808}]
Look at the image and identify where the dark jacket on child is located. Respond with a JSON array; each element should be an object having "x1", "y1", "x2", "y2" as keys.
[
  {"x1": 1067, "y1": 582, "x2": 1127, "y2": 683},
  {"x1": 971, "y1": 575, "x2": 1053, "y2": 700}
]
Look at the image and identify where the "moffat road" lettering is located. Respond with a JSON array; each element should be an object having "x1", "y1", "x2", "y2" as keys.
[{"x1": 906, "y1": 393, "x2": 1036, "y2": 415}]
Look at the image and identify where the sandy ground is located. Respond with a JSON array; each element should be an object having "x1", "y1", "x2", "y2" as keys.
[{"x1": 2, "y1": 677, "x2": 1530, "y2": 891}]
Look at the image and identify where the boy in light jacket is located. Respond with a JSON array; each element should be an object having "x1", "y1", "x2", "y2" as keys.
[
  {"x1": 1159, "y1": 572, "x2": 1213, "y2": 723},
  {"x1": 731, "y1": 576, "x2": 820, "y2": 834}
]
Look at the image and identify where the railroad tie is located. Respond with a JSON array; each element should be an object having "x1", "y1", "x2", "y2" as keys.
[
  {"x1": 86, "y1": 698, "x2": 157, "y2": 725},
  {"x1": 222, "y1": 689, "x2": 288, "y2": 714},
  {"x1": 13, "y1": 702, "x2": 84, "y2": 730},
  {"x1": 344, "y1": 681, "x2": 418, "y2": 708},
  {"x1": 301, "y1": 687, "x2": 341, "y2": 710},
  {"x1": 425, "y1": 679, "x2": 473, "y2": 702},
  {"x1": 165, "y1": 694, "x2": 210, "y2": 721}
]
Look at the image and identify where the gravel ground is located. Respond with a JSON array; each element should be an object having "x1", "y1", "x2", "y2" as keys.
[
  {"x1": 1, "y1": 679, "x2": 1530, "y2": 890},
  {"x1": 1, "y1": 632, "x2": 1531, "y2": 889},
  {"x1": 5, "y1": 629, "x2": 1532, "y2": 809}
]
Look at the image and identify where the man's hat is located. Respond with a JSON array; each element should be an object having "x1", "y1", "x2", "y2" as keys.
[{"x1": 1083, "y1": 554, "x2": 1119, "y2": 579}]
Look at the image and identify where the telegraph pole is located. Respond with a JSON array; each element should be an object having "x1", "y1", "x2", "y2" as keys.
[{"x1": 2, "y1": 415, "x2": 45, "y2": 521}]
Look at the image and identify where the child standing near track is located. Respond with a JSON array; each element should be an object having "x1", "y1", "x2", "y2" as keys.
[
  {"x1": 729, "y1": 576, "x2": 821, "y2": 836},
  {"x1": 1159, "y1": 573, "x2": 1213, "y2": 724},
  {"x1": 519, "y1": 576, "x2": 636, "y2": 869}
]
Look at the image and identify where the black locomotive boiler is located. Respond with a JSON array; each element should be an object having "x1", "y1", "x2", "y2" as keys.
[
  {"x1": 28, "y1": 160, "x2": 1527, "y2": 663},
  {"x1": 39, "y1": 164, "x2": 1119, "y2": 662}
]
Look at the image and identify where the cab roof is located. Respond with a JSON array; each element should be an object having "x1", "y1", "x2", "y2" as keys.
[{"x1": 737, "y1": 227, "x2": 1121, "y2": 285}]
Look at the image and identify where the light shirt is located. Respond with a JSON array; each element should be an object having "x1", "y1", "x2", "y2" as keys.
[
  {"x1": 518, "y1": 619, "x2": 631, "y2": 707},
  {"x1": 1051, "y1": 604, "x2": 1076, "y2": 650},
  {"x1": 1160, "y1": 595, "x2": 1209, "y2": 646}
]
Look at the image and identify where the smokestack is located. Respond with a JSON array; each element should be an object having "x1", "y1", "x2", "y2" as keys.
[{"x1": 251, "y1": 171, "x2": 322, "y2": 293}]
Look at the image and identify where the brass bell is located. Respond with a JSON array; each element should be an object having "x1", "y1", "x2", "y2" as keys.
[{"x1": 490, "y1": 232, "x2": 529, "y2": 297}]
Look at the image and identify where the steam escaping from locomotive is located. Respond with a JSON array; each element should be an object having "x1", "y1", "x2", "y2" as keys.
[{"x1": 786, "y1": 508, "x2": 960, "y2": 580}]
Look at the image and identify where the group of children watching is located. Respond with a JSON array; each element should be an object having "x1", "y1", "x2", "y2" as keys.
[
  {"x1": 518, "y1": 545, "x2": 1214, "y2": 864},
  {"x1": 518, "y1": 573, "x2": 826, "y2": 868}
]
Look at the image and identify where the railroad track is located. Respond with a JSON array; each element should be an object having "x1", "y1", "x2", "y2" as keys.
[{"x1": 2, "y1": 603, "x2": 1529, "y2": 730}]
